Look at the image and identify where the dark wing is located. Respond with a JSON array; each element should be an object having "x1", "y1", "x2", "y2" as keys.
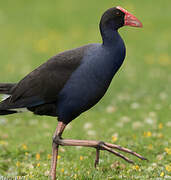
[{"x1": 0, "y1": 44, "x2": 92, "y2": 110}]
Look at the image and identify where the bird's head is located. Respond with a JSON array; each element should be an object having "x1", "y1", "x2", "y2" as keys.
[{"x1": 100, "y1": 6, "x2": 143, "y2": 31}]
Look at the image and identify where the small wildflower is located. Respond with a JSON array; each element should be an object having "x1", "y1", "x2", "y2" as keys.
[
  {"x1": 158, "y1": 123, "x2": 163, "y2": 129},
  {"x1": 61, "y1": 168, "x2": 64, "y2": 173},
  {"x1": 0, "y1": 140, "x2": 8, "y2": 146},
  {"x1": 131, "y1": 102, "x2": 140, "y2": 109},
  {"x1": 165, "y1": 148, "x2": 171, "y2": 155},
  {"x1": 132, "y1": 165, "x2": 140, "y2": 171},
  {"x1": 106, "y1": 106, "x2": 116, "y2": 113},
  {"x1": 83, "y1": 122, "x2": 92, "y2": 129},
  {"x1": 37, "y1": 163, "x2": 40, "y2": 167},
  {"x1": 157, "y1": 154, "x2": 164, "y2": 161},
  {"x1": 145, "y1": 117, "x2": 155, "y2": 125},
  {"x1": 44, "y1": 170, "x2": 50, "y2": 176},
  {"x1": 57, "y1": 155, "x2": 61, "y2": 159},
  {"x1": 16, "y1": 161, "x2": 20, "y2": 167},
  {"x1": 22, "y1": 144, "x2": 28, "y2": 150},
  {"x1": 132, "y1": 134, "x2": 136, "y2": 139},
  {"x1": 166, "y1": 121, "x2": 171, "y2": 127},
  {"x1": 36, "y1": 153, "x2": 40, "y2": 160},
  {"x1": 148, "y1": 144, "x2": 153, "y2": 150},
  {"x1": 47, "y1": 154, "x2": 52, "y2": 159},
  {"x1": 112, "y1": 135, "x2": 118, "y2": 142},
  {"x1": 112, "y1": 133, "x2": 118, "y2": 142},
  {"x1": 87, "y1": 130, "x2": 96, "y2": 136},
  {"x1": 132, "y1": 121, "x2": 143, "y2": 129},
  {"x1": 120, "y1": 116, "x2": 130, "y2": 123},
  {"x1": 74, "y1": 174, "x2": 77, "y2": 179},
  {"x1": 25, "y1": 152, "x2": 29, "y2": 156},
  {"x1": 144, "y1": 131, "x2": 152, "y2": 137},
  {"x1": 160, "y1": 172, "x2": 164, "y2": 177},
  {"x1": 165, "y1": 164, "x2": 171, "y2": 172},
  {"x1": 158, "y1": 133, "x2": 163, "y2": 138},
  {"x1": 80, "y1": 156, "x2": 84, "y2": 160},
  {"x1": 28, "y1": 164, "x2": 34, "y2": 169},
  {"x1": 29, "y1": 174, "x2": 33, "y2": 178}
]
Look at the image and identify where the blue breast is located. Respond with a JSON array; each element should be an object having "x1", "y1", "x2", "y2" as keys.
[{"x1": 57, "y1": 37, "x2": 126, "y2": 123}]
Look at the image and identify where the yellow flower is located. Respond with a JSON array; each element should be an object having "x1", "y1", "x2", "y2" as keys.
[
  {"x1": 165, "y1": 148, "x2": 171, "y2": 155},
  {"x1": 74, "y1": 174, "x2": 77, "y2": 179},
  {"x1": 22, "y1": 144, "x2": 28, "y2": 150},
  {"x1": 25, "y1": 152, "x2": 29, "y2": 156},
  {"x1": 61, "y1": 168, "x2": 64, "y2": 173},
  {"x1": 37, "y1": 163, "x2": 40, "y2": 167},
  {"x1": 0, "y1": 140, "x2": 8, "y2": 145},
  {"x1": 132, "y1": 165, "x2": 140, "y2": 171},
  {"x1": 36, "y1": 153, "x2": 40, "y2": 160},
  {"x1": 165, "y1": 164, "x2": 171, "y2": 172},
  {"x1": 16, "y1": 161, "x2": 20, "y2": 167},
  {"x1": 148, "y1": 144, "x2": 153, "y2": 150},
  {"x1": 112, "y1": 135, "x2": 118, "y2": 142},
  {"x1": 132, "y1": 134, "x2": 136, "y2": 139},
  {"x1": 47, "y1": 154, "x2": 52, "y2": 159},
  {"x1": 35, "y1": 38, "x2": 49, "y2": 53},
  {"x1": 57, "y1": 155, "x2": 61, "y2": 159},
  {"x1": 160, "y1": 172, "x2": 164, "y2": 177},
  {"x1": 158, "y1": 123, "x2": 163, "y2": 129},
  {"x1": 158, "y1": 133, "x2": 163, "y2": 138},
  {"x1": 158, "y1": 54, "x2": 170, "y2": 66},
  {"x1": 144, "y1": 131, "x2": 152, "y2": 137},
  {"x1": 29, "y1": 174, "x2": 33, "y2": 178},
  {"x1": 80, "y1": 156, "x2": 84, "y2": 160}
]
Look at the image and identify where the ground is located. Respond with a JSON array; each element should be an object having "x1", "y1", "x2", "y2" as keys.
[{"x1": 0, "y1": 0, "x2": 171, "y2": 179}]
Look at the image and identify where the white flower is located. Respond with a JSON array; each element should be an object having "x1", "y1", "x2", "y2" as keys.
[
  {"x1": 130, "y1": 102, "x2": 140, "y2": 109},
  {"x1": 144, "y1": 117, "x2": 156, "y2": 125},
  {"x1": 0, "y1": 118, "x2": 7, "y2": 125},
  {"x1": 132, "y1": 121, "x2": 143, "y2": 129},
  {"x1": 116, "y1": 122, "x2": 124, "y2": 127},
  {"x1": 83, "y1": 122, "x2": 92, "y2": 129},
  {"x1": 166, "y1": 121, "x2": 171, "y2": 127},
  {"x1": 120, "y1": 116, "x2": 131, "y2": 123},
  {"x1": 87, "y1": 130, "x2": 96, "y2": 136},
  {"x1": 106, "y1": 106, "x2": 116, "y2": 113},
  {"x1": 159, "y1": 92, "x2": 167, "y2": 100}
]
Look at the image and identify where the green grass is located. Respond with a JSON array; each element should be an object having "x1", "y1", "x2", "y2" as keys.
[{"x1": 0, "y1": 0, "x2": 171, "y2": 179}]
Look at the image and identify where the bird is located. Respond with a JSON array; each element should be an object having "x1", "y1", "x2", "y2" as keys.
[{"x1": 0, "y1": 6, "x2": 146, "y2": 180}]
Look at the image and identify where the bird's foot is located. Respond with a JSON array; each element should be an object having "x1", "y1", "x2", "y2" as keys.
[
  {"x1": 49, "y1": 122, "x2": 147, "y2": 180},
  {"x1": 53, "y1": 138, "x2": 148, "y2": 167}
]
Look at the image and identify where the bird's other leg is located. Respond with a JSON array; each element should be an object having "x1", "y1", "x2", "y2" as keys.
[
  {"x1": 94, "y1": 146, "x2": 100, "y2": 168},
  {"x1": 49, "y1": 121, "x2": 66, "y2": 180}
]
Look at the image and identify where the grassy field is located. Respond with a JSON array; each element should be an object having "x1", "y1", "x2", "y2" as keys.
[{"x1": 0, "y1": 0, "x2": 171, "y2": 179}]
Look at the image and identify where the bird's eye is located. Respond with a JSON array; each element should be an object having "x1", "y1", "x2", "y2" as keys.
[{"x1": 116, "y1": 11, "x2": 120, "y2": 16}]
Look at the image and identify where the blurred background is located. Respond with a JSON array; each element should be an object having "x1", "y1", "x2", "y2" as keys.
[{"x1": 0, "y1": 0, "x2": 170, "y2": 179}]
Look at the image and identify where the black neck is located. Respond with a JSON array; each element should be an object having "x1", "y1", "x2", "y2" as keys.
[{"x1": 100, "y1": 24, "x2": 120, "y2": 46}]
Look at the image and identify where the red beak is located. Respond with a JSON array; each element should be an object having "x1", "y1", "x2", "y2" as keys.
[{"x1": 116, "y1": 6, "x2": 143, "y2": 28}]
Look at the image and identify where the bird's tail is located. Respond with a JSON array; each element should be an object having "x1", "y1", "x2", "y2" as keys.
[
  {"x1": 0, "y1": 83, "x2": 17, "y2": 115},
  {"x1": 0, "y1": 109, "x2": 17, "y2": 115},
  {"x1": 0, "y1": 83, "x2": 16, "y2": 95}
]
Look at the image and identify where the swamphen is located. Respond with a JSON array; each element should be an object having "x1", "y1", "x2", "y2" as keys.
[{"x1": 0, "y1": 6, "x2": 146, "y2": 180}]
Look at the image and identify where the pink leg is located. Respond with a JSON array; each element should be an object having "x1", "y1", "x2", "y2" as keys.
[
  {"x1": 49, "y1": 121, "x2": 147, "y2": 180},
  {"x1": 49, "y1": 121, "x2": 66, "y2": 180}
]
